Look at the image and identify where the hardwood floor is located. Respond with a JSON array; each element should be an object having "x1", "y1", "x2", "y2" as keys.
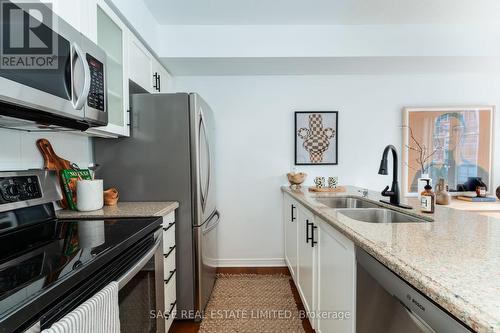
[
  {"x1": 168, "y1": 267, "x2": 314, "y2": 333},
  {"x1": 289, "y1": 278, "x2": 315, "y2": 333},
  {"x1": 168, "y1": 319, "x2": 200, "y2": 333}
]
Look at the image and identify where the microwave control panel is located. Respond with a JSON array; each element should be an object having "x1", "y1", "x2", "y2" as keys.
[
  {"x1": 86, "y1": 54, "x2": 105, "y2": 112},
  {"x1": 0, "y1": 176, "x2": 42, "y2": 203}
]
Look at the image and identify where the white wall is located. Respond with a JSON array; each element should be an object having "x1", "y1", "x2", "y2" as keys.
[
  {"x1": 173, "y1": 74, "x2": 500, "y2": 266},
  {"x1": 0, "y1": 130, "x2": 93, "y2": 171},
  {"x1": 157, "y1": 24, "x2": 500, "y2": 58}
]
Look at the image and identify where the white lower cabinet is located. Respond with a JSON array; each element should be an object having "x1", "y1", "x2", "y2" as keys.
[
  {"x1": 283, "y1": 193, "x2": 355, "y2": 332},
  {"x1": 162, "y1": 211, "x2": 177, "y2": 332},
  {"x1": 284, "y1": 194, "x2": 298, "y2": 279},
  {"x1": 297, "y1": 206, "x2": 317, "y2": 321},
  {"x1": 316, "y1": 219, "x2": 356, "y2": 333}
]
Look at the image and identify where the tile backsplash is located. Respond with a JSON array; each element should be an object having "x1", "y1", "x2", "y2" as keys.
[{"x1": 0, "y1": 129, "x2": 93, "y2": 171}]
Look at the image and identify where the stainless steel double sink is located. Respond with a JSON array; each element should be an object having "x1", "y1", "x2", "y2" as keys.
[{"x1": 312, "y1": 196, "x2": 430, "y2": 223}]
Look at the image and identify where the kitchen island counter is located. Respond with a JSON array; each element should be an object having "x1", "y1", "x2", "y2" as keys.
[{"x1": 282, "y1": 186, "x2": 500, "y2": 333}]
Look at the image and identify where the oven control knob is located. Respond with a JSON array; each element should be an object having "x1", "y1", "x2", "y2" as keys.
[
  {"x1": 25, "y1": 183, "x2": 37, "y2": 194},
  {"x1": 6, "y1": 185, "x2": 19, "y2": 196}
]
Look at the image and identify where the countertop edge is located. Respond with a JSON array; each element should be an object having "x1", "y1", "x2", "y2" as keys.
[{"x1": 56, "y1": 202, "x2": 179, "y2": 219}]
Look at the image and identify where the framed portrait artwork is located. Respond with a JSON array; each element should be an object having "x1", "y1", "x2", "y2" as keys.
[
  {"x1": 295, "y1": 111, "x2": 338, "y2": 165},
  {"x1": 402, "y1": 106, "x2": 494, "y2": 196}
]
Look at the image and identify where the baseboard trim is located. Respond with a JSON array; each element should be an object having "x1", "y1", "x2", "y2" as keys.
[
  {"x1": 216, "y1": 258, "x2": 286, "y2": 267},
  {"x1": 217, "y1": 266, "x2": 291, "y2": 275}
]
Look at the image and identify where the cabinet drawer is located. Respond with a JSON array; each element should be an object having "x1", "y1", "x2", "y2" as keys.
[
  {"x1": 162, "y1": 212, "x2": 175, "y2": 226},
  {"x1": 164, "y1": 273, "x2": 176, "y2": 314},
  {"x1": 163, "y1": 224, "x2": 176, "y2": 252},
  {"x1": 164, "y1": 248, "x2": 176, "y2": 278},
  {"x1": 165, "y1": 305, "x2": 176, "y2": 331}
]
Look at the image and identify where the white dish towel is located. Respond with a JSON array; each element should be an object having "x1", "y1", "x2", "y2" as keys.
[{"x1": 42, "y1": 281, "x2": 120, "y2": 333}]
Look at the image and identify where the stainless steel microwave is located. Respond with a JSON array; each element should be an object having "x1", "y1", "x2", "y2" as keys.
[{"x1": 0, "y1": 0, "x2": 108, "y2": 131}]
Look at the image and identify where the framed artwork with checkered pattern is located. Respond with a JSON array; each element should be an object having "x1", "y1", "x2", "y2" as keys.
[{"x1": 295, "y1": 111, "x2": 338, "y2": 165}]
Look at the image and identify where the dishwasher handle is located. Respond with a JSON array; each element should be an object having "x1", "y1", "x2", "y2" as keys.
[{"x1": 400, "y1": 300, "x2": 437, "y2": 333}]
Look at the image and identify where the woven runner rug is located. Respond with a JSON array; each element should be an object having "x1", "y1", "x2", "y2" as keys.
[{"x1": 198, "y1": 274, "x2": 305, "y2": 333}]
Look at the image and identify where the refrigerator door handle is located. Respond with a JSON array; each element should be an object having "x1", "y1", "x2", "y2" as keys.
[
  {"x1": 198, "y1": 109, "x2": 211, "y2": 212},
  {"x1": 203, "y1": 210, "x2": 220, "y2": 234}
]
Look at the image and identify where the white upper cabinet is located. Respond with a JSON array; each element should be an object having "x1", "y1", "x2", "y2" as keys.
[
  {"x1": 43, "y1": 0, "x2": 91, "y2": 37},
  {"x1": 44, "y1": 0, "x2": 171, "y2": 137},
  {"x1": 127, "y1": 32, "x2": 153, "y2": 93},
  {"x1": 151, "y1": 57, "x2": 171, "y2": 93},
  {"x1": 86, "y1": 0, "x2": 129, "y2": 137}
]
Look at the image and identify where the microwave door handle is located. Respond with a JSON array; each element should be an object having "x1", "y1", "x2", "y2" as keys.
[
  {"x1": 71, "y1": 43, "x2": 91, "y2": 110},
  {"x1": 116, "y1": 235, "x2": 161, "y2": 290}
]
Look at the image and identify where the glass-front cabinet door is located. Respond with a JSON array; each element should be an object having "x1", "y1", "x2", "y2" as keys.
[{"x1": 87, "y1": 0, "x2": 130, "y2": 137}]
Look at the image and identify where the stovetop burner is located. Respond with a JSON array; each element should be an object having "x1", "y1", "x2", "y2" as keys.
[
  {"x1": 0, "y1": 213, "x2": 160, "y2": 320},
  {"x1": 0, "y1": 170, "x2": 163, "y2": 332}
]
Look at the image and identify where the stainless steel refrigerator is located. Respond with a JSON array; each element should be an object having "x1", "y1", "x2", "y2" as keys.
[{"x1": 94, "y1": 92, "x2": 218, "y2": 319}]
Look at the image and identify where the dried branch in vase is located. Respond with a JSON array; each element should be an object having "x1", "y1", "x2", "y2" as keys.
[{"x1": 402, "y1": 125, "x2": 449, "y2": 175}]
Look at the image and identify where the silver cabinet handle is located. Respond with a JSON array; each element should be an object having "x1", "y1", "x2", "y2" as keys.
[{"x1": 71, "y1": 43, "x2": 91, "y2": 110}]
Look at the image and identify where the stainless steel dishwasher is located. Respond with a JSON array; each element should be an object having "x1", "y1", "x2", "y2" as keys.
[{"x1": 356, "y1": 248, "x2": 473, "y2": 333}]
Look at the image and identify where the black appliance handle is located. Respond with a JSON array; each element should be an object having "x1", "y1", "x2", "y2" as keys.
[
  {"x1": 311, "y1": 223, "x2": 318, "y2": 248},
  {"x1": 306, "y1": 219, "x2": 313, "y2": 243}
]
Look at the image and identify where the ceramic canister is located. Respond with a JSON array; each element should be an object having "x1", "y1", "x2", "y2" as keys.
[
  {"x1": 77, "y1": 180, "x2": 104, "y2": 212},
  {"x1": 314, "y1": 177, "x2": 326, "y2": 189},
  {"x1": 328, "y1": 176, "x2": 338, "y2": 188}
]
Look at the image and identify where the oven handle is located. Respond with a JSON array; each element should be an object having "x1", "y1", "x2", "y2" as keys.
[{"x1": 116, "y1": 235, "x2": 161, "y2": 290}]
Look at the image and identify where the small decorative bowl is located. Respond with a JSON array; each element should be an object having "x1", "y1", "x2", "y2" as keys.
[
  {"x1": 287, "y1": 172, "x2": 307, "y2": 189},
  {"x1": 104, "y1": 188, "x2": 119, "y2": 206}
]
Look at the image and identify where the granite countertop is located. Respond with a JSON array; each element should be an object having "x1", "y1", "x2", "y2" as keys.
[
  {"x1": 56, "y1": 202, "x2": 179, "y2": 219},
  {"x1": 282, "y1": 186, "x2": 500, "y2": 333}
]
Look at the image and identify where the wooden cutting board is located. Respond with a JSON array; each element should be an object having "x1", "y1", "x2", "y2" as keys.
[{"x1": 36, "y1": 138, "x2": 75, "y2": 208}]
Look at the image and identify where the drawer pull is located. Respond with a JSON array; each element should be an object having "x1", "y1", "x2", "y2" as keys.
[
  {"x1": 163, "y1": 222, "x2": 175, "y2": 231},
  {"x1": 165, "y1": 269, "x2": 176, "y2": 285},
  {"x1": 164, "y1": 246, "x2": 176, "y2": 258},
  {"x1": 166, "y1": 301, "x2": 177, "y2": 319}
]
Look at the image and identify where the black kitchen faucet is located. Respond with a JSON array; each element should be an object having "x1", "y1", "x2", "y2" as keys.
[{"x1": 378, "y1": 145, "x2": 412, "y2": 209}]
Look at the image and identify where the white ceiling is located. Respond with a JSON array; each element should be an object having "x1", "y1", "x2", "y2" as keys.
[{"x1": 143, "y1": 0, "x2": 500, "y2": 25}]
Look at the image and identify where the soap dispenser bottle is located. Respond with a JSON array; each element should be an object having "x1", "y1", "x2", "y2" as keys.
[
  {"x1": 436, "y1": 178, "x2": 451, "y2": 205},
  {"x1": 420, "y1": 180, "x2": 435, "y2": 213}
]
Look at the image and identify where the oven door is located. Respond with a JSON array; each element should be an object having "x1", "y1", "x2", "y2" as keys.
[{"x1": 117, "y1": 230, "x2": 165, "y2": 333}]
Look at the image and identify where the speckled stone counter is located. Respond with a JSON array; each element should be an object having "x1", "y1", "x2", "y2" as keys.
[
  {"x1": 282, "y1": 186, "x2": 500, "y2": 333},
  {"x1": 56, "y1": 202, "x2": 179, "y2": 219}
]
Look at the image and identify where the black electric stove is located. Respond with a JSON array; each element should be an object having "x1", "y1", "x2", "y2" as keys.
[{"x1": 0, "y1": 170, "x2": 162, "y2": 333}]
